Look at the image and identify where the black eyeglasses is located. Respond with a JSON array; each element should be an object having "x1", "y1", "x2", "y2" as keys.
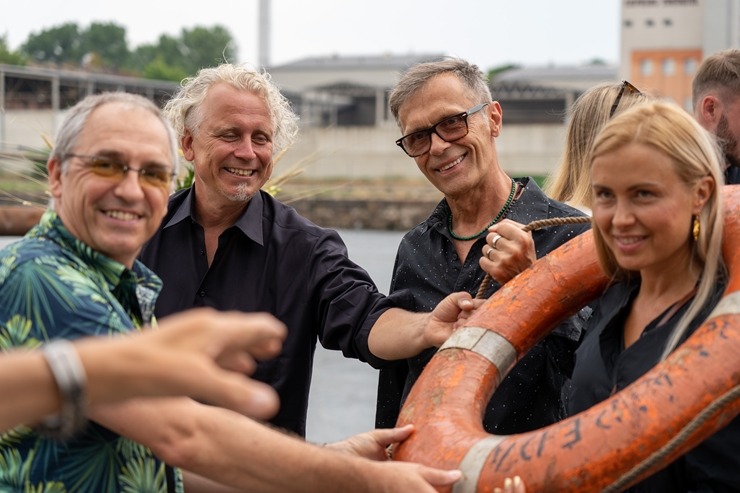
[
  {"x1": 65, "y1": 153, "x2": 176, "y2": 190},
  {"x1": 609, "y1": 80, "x2": 641, "y2": 119},
  {"x1": 395, "y1": 103, "x2": 490, "y2": 157}
]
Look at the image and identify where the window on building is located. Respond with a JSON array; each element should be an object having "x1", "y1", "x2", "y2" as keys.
[
  {"x1": 664, "y1": 18, "x2": 673, "y2": 26},
  {"x1": 684, "y1": 58, "x2": 698, "y2": 75},
  {"x1": 663, "y1": 58, "x2": 676, "y2": 76},
  {"x1": 640, "y1": 59, "x2": 654, "y2": 76},
  {"x1": 645, "y1": 18, "x2": 655, "y2": 27},
  {"x1": 624, "y1": 19, "x2": 633, "y2": 27}
]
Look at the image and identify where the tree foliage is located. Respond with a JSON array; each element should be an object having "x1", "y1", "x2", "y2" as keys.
[
  {"x1": 14, "y1": 22, "x2": 238, "y2": 81},
  {"x1": 83, "y1": 22, "x2": 129, "y2": 70},
  {"x1": 129, "y1": 26, "x2": 237, "y2": 80},
  {"x1": 0, "y1": 35, "x2": 27, "y2": 65},
  {"x1": 21, "y1": 22, "x2": 83, "y2": 65}
]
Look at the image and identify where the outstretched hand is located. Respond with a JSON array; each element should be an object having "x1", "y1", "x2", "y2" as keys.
[
  {"x1": 324, "y1": 423, "x2": 416, "y2": 461},
  {"x1": 326, "y1": 424, "x2": 463, "y2": 492},
  {"x1": 80, "y1": 308, "x2": 287, "y2": 420}
]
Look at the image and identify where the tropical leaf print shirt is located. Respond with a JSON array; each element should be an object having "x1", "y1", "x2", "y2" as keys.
[{"x1": 0, "y1": 210, "x2": 183, "y2": 493}]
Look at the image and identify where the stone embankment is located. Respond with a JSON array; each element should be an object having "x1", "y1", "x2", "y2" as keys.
[{"x1": 281, "y1": 178, "x2": 442, "y2": 231}]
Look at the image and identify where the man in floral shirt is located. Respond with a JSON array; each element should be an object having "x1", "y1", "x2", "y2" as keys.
[{"x1": 0, "y1": 92, "x2": 183, "y2": 492}]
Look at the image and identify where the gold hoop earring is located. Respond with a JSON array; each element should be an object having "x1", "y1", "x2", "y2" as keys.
[{"x1": 693, "y1": 215, "x2": 701, "y2": 242}]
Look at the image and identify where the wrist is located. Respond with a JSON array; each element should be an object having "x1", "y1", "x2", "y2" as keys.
[{"x1": 37, "y1": 339, "x2": 88, "y2": 439}]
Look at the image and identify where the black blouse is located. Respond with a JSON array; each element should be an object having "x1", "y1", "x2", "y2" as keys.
[{"x1": 570, "y1": 278, "x2": 740, "y2": 492}]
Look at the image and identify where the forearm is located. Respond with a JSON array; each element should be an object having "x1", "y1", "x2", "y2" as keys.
[
  {"x1": 182, "y1": 471, "x2": 245, "y2": 493},
  {"x1": 0, "y1": 351, "x2": 60, "y2": 432},
  {"x1": 367, "y1": 308, "x2": 432, "y2": 360},
  {"x1": 195, "y1": 417, "x2": 380, "y2": 493},
  {"x1": 89, "y1": 397, "x2": 380, "y2": 493}
]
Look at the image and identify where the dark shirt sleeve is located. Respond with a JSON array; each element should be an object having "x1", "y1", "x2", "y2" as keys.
[{"x1": 308, "y1": 228, "x2": 390, "y2": 360}]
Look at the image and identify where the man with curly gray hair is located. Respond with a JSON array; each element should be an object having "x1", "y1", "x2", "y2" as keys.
[{"x1": 140, "y1": 63, "x2": 475, "y2": 438}]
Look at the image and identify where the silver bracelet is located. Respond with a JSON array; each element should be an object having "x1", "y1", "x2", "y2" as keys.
[{"x1": 37, "y1": 339, "x2": 88, "y2": 440}]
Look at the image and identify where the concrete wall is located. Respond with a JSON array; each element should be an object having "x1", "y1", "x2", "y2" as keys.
[
  {"x1": 278, "y1": 123, "x2": 566, "y2": 180},
  {"x1": 1, "y1": 110, "x2": 58, "y2": 155},
  {"x1": 2, "y1": 109, "x2": 566, "y2": 179}
]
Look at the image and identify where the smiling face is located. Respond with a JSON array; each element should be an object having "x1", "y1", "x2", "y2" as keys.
[
  {"x1": 181, "y1": 82, "x2": 274, "y2": 211},
  {"x1": 591, "y1": 142, "x2": 711, "y2": 278},
  {"x1": 396, "y1": 73, "x2": 498, "y2": 199},
  {"x1": 48, "y1": 102, "x2": 174, "y2": 268}
]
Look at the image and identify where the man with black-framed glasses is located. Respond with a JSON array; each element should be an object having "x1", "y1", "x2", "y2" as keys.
[{"x1": 358, "y1": 57, "x2": 592, "y2": 437}]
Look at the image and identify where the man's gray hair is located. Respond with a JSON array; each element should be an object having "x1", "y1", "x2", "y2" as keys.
[
  {"x1": 164, "y1": 63, "x2": 299, "y2": 155},
  {"x1": 52, "y1": 92, "x2": 179, "y2": 174},
  {"x1": 389, "y1": 57, "x2": 492, "y2": 127}
]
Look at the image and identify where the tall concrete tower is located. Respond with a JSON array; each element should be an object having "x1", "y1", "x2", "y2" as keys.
[{"x1": 259, "y1": 0, "x2": 272, "y2": 68}]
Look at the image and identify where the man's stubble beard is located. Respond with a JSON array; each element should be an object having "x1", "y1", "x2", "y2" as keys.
[
  {"x1": 221, "y1": 183, "x2": 256, "y2": 203},
  {"x1": 717, "y1": 114, "x2": 740, "y2": 169}
]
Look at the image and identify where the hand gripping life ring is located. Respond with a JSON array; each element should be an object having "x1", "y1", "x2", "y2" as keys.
[{"x1": 394, "y1": 186, "x2": 740, "y2": 493}]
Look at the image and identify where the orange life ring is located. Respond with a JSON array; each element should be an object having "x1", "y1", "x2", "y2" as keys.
[{"x1": 394, "y1": 186, "x2": 740, "y2": 493}]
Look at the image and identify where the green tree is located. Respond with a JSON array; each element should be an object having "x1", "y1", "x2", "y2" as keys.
[
  {"x1": 21, "y1": 22, "x2": 83, "y2": 65},
  {"x1": 128, "y1": 34, "x2": 186, "y2": 81},
  {"x1": 141, "y1": 57, "x2": 187, "y2": 82},
  {"x1": 16, "y1": 21, "x2": 238, "y2": 79},
  {"x1": 128, "y1": 25, "x2": 237, "y2": 80},
  {"x1": 82, "y1": 22, "x2": 129, "y2": 70},
  {"x1": 179, "y1": 25, "x2": 237, "y2": 73},
  {"x1": 0, "y1": 35, "x2": 26, "y2": 65}
]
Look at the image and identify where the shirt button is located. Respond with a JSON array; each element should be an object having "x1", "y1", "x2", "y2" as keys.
[{"x1": 199, "y1": 290, "x2": 206, "y2": 297}]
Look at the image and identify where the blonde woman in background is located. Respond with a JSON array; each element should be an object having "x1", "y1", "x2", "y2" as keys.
[{"x1": 544, "y1": 81, "x2": 651, "y2": 213}]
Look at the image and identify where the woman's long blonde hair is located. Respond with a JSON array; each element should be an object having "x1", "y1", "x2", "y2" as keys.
[{"x1": 545, "y1": 82, "x2": 651, "y2": 209}]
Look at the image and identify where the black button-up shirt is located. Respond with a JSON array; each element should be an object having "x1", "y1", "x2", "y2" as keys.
[
  {"x1": 570, "y1": 278, "x2": 740, "y2": 492},
  {"x1": 360, "y1": 178, "x2": 592, "y2": 434},
  {"x1": 139, "y1": 188, "x2": 387, "y2": 436}
]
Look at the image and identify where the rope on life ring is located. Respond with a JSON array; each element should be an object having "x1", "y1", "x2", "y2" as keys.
[{"x1": 393, "y1": 186, "x2": 740, "y2": 493}]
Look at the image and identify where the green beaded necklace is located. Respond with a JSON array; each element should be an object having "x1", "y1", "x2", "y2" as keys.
[{"x1": 448, "y1": 179, "x2": 517, "y2": 241}]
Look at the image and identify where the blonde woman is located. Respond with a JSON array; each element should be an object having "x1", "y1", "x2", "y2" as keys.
[
  {"x1": 498, "y1": 101, "x2": 739, "y2": 492},
  {"x1": 570, "y1": 100, "x2": 738, "y2": 491}
]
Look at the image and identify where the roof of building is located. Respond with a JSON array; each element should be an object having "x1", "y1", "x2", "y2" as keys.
[
  {"x1": 269, "y1": 53, "x2": 447, "y2": 71},
  {"x1": 493, "y1": 64, "x2": 618, "y2": 91}
]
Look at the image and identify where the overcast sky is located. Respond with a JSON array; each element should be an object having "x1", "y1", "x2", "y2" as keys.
[{"x1": 1, "y1": 0, "x2": 621, "y2": 71}]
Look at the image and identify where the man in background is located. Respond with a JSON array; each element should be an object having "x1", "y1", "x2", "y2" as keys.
[{"x1": 692, "y1": 48, "x2": 740, "y2": 184}]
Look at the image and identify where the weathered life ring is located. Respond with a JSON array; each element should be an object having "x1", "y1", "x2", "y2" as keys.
[{"x1": 394, "y1": 186, "x2": 740, "y2": 493}]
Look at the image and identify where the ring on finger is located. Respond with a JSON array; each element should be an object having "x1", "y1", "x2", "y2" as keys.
[
  {"x1": 485, "y1": 246, "x2": 494, "y2": 260},
  {"x1": 492, "y1": 234, "x2": 503, "y2": 250}
]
